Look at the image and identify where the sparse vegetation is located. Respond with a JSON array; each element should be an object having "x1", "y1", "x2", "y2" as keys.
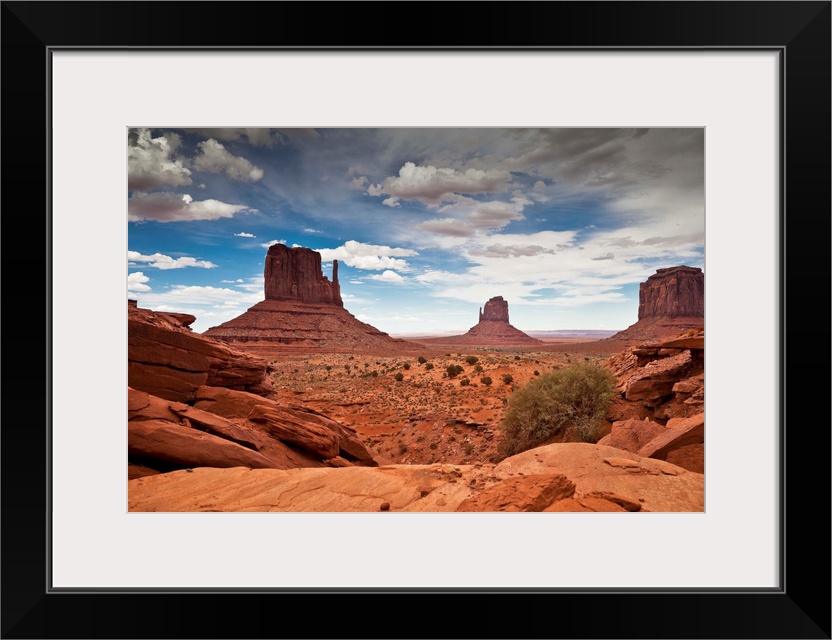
[
  {"x1": 481, "y1": 376, "x2": 493, "y2": 386},
  {"x1": 497, "y1": 362, "x2": 616, "y2": 460},
  {"x1": 446, "y1": 364, "x2": 464, "y2": 378},
  {"x1": 394, "y1": 372, "x2": 404, "y2": 382},
  {"x1": 533, "y1": 370, "x2": 540, "y2": 376},
  {"x1": 465, "y1": 355, "x2": 479, "y2": 365},
  {"x1": 502, "y1": 373, "x2": 514, "y2": 385},
  {"x1": 460, "y1": 377, "x2": 471, "y2": 386},
  {"x1": 403, "y1": 363, "x2": 411, "y2": 370},
  {"x1": 418, "y1": 356, "x2": 427, "y2": 364},
  {"x1": 425, "y1": 363, "x2": 434, "y2": 370}
]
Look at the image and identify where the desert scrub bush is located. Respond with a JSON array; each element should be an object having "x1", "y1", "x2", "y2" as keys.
[
  {"x1": 394, "y1": 372, "x2": 404, "y2": 382},
  {"x1": 459, "y1": 377, "x2": 471, "y2": 386},
  {"x1": 465, "y1": 355, "x2": 479, "y2": 365},
  {"x1": 480, "y1": 376, "x2": 493, "y2": 386},
  {"x1": 425, "y1": 363, "x2": 434, "y2": 370},
  {"x1": 446, "y1": 364, "x2": 464, "y2": 378},
  {"x1": 501, "y1": 373, "x2": 514, "y2": 385},
  {"x1": 418, "y1": 356, "x2": 427, "y2": 364},
  {"x1": 497, "y1": 362, "x2": 616, "y2": 460},
  {"x1": 403, "y1": 362, "x2": 411, "y2": 370}
]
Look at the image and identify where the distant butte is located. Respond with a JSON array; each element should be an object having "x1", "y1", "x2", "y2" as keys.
[
  {"x1": 607, "y1": 266, "x2": 704, "y2": 343},
  {"x1": 418, "y1": 296, "x2": 543, "y2": 346},
  {"x1": 203, "y1": 244, "x2": 417, "y2": 353}
]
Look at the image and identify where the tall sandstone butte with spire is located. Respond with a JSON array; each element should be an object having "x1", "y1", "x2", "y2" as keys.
[
  {"x1": 203, "y1": 244, "x2": 415, "y2": 352},
  {"x1": 263, "y1": 244, "x2": 342, "y2": 305}
]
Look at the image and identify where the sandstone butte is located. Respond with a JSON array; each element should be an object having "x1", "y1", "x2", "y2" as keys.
[
  {"x1": 604, "y1": 265, "x2": 704, "y2": 344},
  {"x1": 416, "y1": 295, "x2": 543, "y2": 346},
  {"x1": 202, "y1": 243, "x2": 419, "y2": 353}
]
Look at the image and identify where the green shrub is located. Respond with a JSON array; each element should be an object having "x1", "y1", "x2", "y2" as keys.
[
  {"x1": 501, "y1": 373, "x2": 514, "y2": 384},
  {"x1": 497, "y1": 362, "x2": 616, "y2": 460},
  {"x1": 474, "y1": 364, "x2": 484, "y2": 373},
  {"x1": 446, "y1": 364, "x2": 464, "y2": 378},
  {"x1": 418, "y1": 356, "x2": 427, "y2": 364},
  {"x1": 480, "y1": 376, "x2": 493, "y2": 386},
  {"x1": 394, "y1": 372, "x2": 404, "y2": 382},
  {"x1": 403, "y1": 363, "x2": 411, "y2": 370},
  {"x1": 460, "y1": 377, "x2": 470, "y2": 386},
  {"x1": 465, "y1": 355, "x2": 479, "y2": 365},
  {"x1": 425, "y1": 362, "x2": 434, "y2": 370},
  {"x1": 533, "y1": 370, "x2": 540, "y2": 376}
]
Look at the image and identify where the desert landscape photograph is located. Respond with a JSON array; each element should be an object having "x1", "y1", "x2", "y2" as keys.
[{"x1": 127, "y1": 127, "x2": 705, "y2": 512}]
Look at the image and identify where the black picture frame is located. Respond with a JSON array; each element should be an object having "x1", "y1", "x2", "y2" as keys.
[{"x1": 2, "y1": 2, "x2": 829, "y2": 638}]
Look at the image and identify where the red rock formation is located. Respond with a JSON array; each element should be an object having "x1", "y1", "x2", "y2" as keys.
[
  {"x1": 128, "y1": 443, "x2": 703, "y2": 512},
  {"x1": 479, "y1": 296, "x2": 509, "y2": 322},
  {"x1": 264, "y1": 243, "x2": 342, "y2": 306},
  {"x1": 605, "y1": 266, "x2": 704, "y2": 344},
  {"x1": 203, "y1": 244, "x2": 417, "y2": 353},
  {"x1": 129, "y1": 302, "x2": 273, "y2": 403},
  {"x1": 638, "y1": 266, "x2": 704, "y2": 319},
  {"x1": 418, "y1": 296, "x2": 542, "y2": 346}
]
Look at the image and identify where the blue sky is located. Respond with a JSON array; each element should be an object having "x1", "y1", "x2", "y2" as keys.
[{"x1": 127, "y1": 128, "x2": 704, "y2": 335}]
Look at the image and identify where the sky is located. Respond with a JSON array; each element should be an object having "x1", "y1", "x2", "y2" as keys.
[{"x1": 127, "y1": 128, "x2": 704, "y2": 335}]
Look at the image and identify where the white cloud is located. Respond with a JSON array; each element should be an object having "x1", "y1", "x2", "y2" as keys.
[
  {"x1": 127, "y1": 250, "x2": 217, "y2": 270},
  {"x1": 315, "y1": 240, "x2": 418, "y2": 271},
  {"x1": 382, "y1": 198, "x2": 400, "y2": 208},
  {"x1": 415, "y1": 218, "x2": 474, "y2": 237},
  {"x1": 260, "y1": 239, "x2": 287, "y2": 248},
  {"x1": 127, "y1": 271, "x2": 151, "y2": 292},
  {"x1": 128, "y1": 128, "x2": 192, "y2": 190},
  {"x1": 349, "y1": 176, "x2": 368, "y2": 190},
  {"x1": 367, "y1": 270, "x2": 405, "y2": 284},
  {"x1": 369, "y1": 161, "x2": 512, "y2": 206},
  {"x1": 533, "y1": 180, "x2": 547, "y2": 190},
  {"x1": 303, "y1": 228, "x2": 322, "y2": 234},
  {"x1": 128, "y1": 192, "x2": 253, "y2": 223},
  {"x1": 193, "y1": 139, "x2": 264, "y2": 182},
  {"x1": 234, "y1": 232, "x2": 256, "y2": 238},
  {"x1": 197, "y1": 183, "x2": 206, "y2": 189},
  {"x1": 132, "y1": 285, "x2": 264, "y2": 333}
]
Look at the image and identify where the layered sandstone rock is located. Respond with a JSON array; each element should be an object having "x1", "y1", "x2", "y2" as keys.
[
  {"x1": 606, "y1": 266, "x2": 704, "y2": 344},
  {"x1": 128, "y1": 302, "x2": 273, "y2": 403},
  {"x1": 638, "y1": 266, "x2": 704, "y2": 319},
  {"x1": 479, "y1": 296, "x2": 510, "y2": 322},
  {"x1": 203, "y1": 244, "x2": 414, "y2": 352},
  {"x1": 128, "y1": 442, "x2": 703, "y2": 512},
  {"x1": 418, "y1": 296, "x2": 542, "y2": 346},
  {"x1": 264, "y1": 243, "x2": 342, "y2": 305},
  {"x1": 128, "y1": 386, "x2": 377, "y2": 474}
]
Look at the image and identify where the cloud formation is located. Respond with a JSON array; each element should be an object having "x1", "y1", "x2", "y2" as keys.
[
  {"x1": 128, "y1": 128, "x2": 192, "y2": 190},
  {"x1": 316, "y1": 240, "x2": 418, "y2": 271},
  {"x1": 234, "y1": 232, "x2": 256, "y2": 238},
  {"x1": 128, "y1": 250, "x2": 217, "y2": 270},
  {"x1": 367, "y1": 270, "x2": 406, "y2": 284},
  {"x1": 260, "y1": 239, "x2": 287, "y2": 248},
  {"x1": 128, "y1": 192, "x2": 252, "y2": 222},
  {"x1": 127, "y1": 271, "x2": 151, "y2": 292},
  {"x1": 368, "y1": 162, "x2": 512, "y2": 206},
  {"x1": 193, "y1": 139, "x2": 264, "y2": 182}
]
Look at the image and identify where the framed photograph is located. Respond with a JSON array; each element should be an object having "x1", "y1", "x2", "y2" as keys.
[{"x1": 3, "y1": 2, "x2": 829, "y2": 638}]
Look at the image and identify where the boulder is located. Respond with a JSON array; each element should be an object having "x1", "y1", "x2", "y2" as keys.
[
  {"x1": 597, "y1": 418, "x2": 668, "y2": 453},
  {"x1": 455, "y1": 474, "x2": 575, "y2": 512},
  {"x1": 128, "y1": 303, "x2": 273, "y2": 403},
  {"x1": 637, "y1": 414, "x2": 704, "y2": 472}
]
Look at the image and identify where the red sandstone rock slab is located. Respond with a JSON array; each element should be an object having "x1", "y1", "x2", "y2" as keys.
[
  {"x1": 638, "y1": 414, "x2": 704, "y2": 470},
  {"x1": 128, "y1": 419, "x2": 278, "y2": 470},
  {"x1": 495, "y1": 443, "x2": 703, "y2": 512},
  {"x1": 597, "y1": 418, "x2": 668, "y2": 453},
  {"x1": 248, "y1": 404, "x2": 341, "y2": 459},
  {"x1": 128, "y1": 304, "x2": 273, "y2": 402},
  {"x1": 455, "y1": 473, "x2": 575, "y2": 512}
]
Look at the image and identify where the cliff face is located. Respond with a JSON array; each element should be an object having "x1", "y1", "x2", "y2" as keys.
[
  {"x1": 479, "y1": 296, "x2": 510, "y2": 322},
  {"x1": 203, "y1": 244, "x2": 416, "y2": 352},
  {"x1": 638, "y1": 266, "x2": 703, "y2": 320},
  {"x1": 264, "y1": 244, "x2": 342, "y2": 306}
]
